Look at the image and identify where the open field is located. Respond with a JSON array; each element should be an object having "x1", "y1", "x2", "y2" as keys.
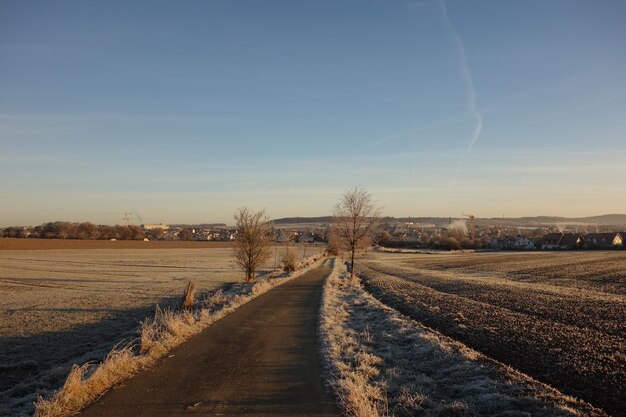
[
  {"x1": 0, "y1": 245, "x2": 324, "y2": 417},
  {"x1": 52, "y1": 261, "x2": 337, "y2": 417},
  {"x1": 0, "y1": 238, "x2": 236, "y2": 250},
  {"x1": 321, "y1": 259, "x2": 606, "y2": 417},
  {"x1": 359, "y1": 251, "x2": 626, "y2": 416}
]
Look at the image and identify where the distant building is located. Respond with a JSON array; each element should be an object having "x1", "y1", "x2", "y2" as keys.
[
  {"x1": 206, "y1": 232, "x2": 222, "y2": 241},
  {"x1": 193, "y1": 232, "x2": 211, "y2": 241},
  {"x1": 500, "y1": 236, "x2": 516, "y2": 250},
  {"x1": 541, "y1": 232, "x2": 582, "y2": 250},
  {"x1": 582, "y1": 232, "x2": 623, "y2": 249},
  {"x1": 220, "y1": 230, "x2": 236, "y2": 241},
  {"x1": 489, "y1": 235, "x2": 534, "y2": 250},
  {"x1": 513, "y1": 235, "x2": 535, "y2": 250},
  {"x1": 141, "y1": 223, "x2": 169, "y2": 231},
  {"x1": 297, "y1": 233, "x2": 315, "y2": 243}
]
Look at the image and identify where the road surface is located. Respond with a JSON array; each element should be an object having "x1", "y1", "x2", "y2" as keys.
[{"x1": 79, "y1": 261, "x2": 339, "y2": 417}]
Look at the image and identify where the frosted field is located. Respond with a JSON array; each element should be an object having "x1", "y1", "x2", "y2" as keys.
[
  {"x1": 0, "y1": 245, "x2": 323, "y2": 416},
  {"x1": 360, "y1": 250, "x2": 626, "y2": 415}
]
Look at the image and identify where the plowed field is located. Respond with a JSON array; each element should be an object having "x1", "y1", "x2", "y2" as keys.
[{"x1": 360, "y1": 251, "x2": 626, "y2": 416}]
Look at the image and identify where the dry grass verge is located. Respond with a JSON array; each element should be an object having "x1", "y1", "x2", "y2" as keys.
[
  {"x1": 33, "y1": 254, "x2": 325, "y2": 417},
  {"x1": 319, "y1": 258, "x2": 606, "y2": 417},
  {"x1": 281, "y1": 249, "x2": 298, "y2": 272}
]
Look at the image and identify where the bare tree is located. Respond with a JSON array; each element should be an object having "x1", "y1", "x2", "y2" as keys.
[
  {"x1": 330, "y1": 187, "x2": 381, "y2": 278},
  {"x1": 232, "y1": 208, "x2": 272, "y2": 282}
]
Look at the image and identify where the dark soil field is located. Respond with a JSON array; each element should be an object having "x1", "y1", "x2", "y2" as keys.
[
  {"x1": 0, "y1": 238, "x2": 235, "y2": 250},
  {"x1": 360, "y1": 252, "x2": 626, "y2": 416}
]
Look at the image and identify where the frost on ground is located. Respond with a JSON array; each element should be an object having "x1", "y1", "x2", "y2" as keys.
[
  {"x1": 0, "y1": 246, "x2": 324, "y2": 417},
  {"x1": 33, "y1": 253, "x2": 324, "y2": 417},
  {"x1": 319, "y1": 258, "x2": 606, "y2": 417},
  {"x1": 359, "y1": 252, "x2": 625, "y2": 415}
]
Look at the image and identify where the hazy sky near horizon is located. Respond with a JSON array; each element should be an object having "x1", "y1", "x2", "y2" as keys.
[{"x1": 1, "y1": 0, "x2": 625, "y2": 226}]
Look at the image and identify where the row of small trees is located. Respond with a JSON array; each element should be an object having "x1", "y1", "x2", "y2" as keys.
[
  {"x1": 233, "y1": 187, "x2": 380, "y2": 282},
  {"x1": 0, "y1": 222, "x2": 154, "y2": 240}
]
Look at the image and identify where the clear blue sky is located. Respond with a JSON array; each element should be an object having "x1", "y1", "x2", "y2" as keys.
[{"x1": 1, "y1": 0, "x2": 625, "y2": 226}]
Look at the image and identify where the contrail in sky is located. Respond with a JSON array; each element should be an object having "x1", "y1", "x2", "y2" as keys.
[{"x1": 439, "y1": 1, "x2": 483, "y2": 188}]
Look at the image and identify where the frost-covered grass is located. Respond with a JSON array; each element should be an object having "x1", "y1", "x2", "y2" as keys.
[
  {"x1": 0, "y1": 246, "x2": 324, "y2": 417},
  {"x1": 319, "y1": 258, "x2": 606, "y2": 417},
  {"x1": 33, "y1": 253, "x2": 325, "y2": 417}
]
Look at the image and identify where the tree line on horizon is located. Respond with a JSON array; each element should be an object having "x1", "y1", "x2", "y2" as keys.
[{"x1": 0, "y1": 221, "x2": 161, "y2": 241}]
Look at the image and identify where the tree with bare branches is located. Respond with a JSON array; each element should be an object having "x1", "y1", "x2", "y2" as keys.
[
  {"x1": 330, "y1": 187, "x2": 381, "y2": 278},
  {"x1": 232, "y1": 208, "x2": 272, "y2": 282}
]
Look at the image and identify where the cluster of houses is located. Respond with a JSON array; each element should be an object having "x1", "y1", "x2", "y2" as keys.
[
  {"x1": 489, "y1": 232, "x2": 624, "y2": 250},
  {"x1": 381, "y1": 221, "x2": 626, "y2": 251},
  {"x1": 276, "y1": 231, "x2": 317, "y2": 243},
  {"x1": 5, "y1": 219, "x2": 624, "y2": 251},
  {"x1": 134, "y1": 218, "x2": 325, "y2": 243},
  {"x1": 189, "y1": 228, "x2": 237, "y2": 241},
  {"x1": 170, "y1": 226, "x2": 321, "y2": 243}
]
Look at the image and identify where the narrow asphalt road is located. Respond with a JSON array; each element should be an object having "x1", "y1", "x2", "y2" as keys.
[{"x1": 79, "y1": 261, "x2": 340, "y2": 417}]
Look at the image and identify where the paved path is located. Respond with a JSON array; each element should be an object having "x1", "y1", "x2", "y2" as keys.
[{"x1": 79, "y1": 261, "x2": 339, "y2": 417}]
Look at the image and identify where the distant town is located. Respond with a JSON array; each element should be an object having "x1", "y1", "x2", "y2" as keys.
[{"x1": 2, "y1": 214, "x2": 625, "y2": 251}]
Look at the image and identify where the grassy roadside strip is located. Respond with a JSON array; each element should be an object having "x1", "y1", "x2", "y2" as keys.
[
  {"x1": 33, "y1": 254, "x2": 325, "y2": 417},
  {"x1": 319, "y1": 258, "x2": 606, "y2": 417}
]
